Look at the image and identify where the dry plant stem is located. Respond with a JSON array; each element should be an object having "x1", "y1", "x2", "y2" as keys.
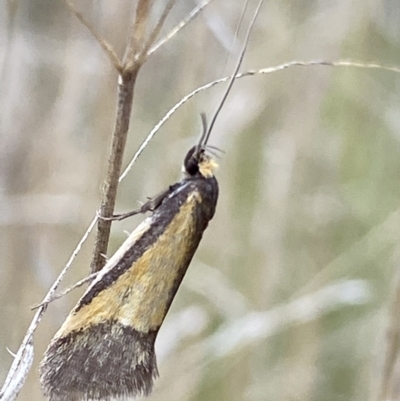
[
  {"x1": 0, "y1": 341, "x2": 33, "y2": 401},
  {"x1": 377, "y1": 267, "x2": 400, "y2": 401},
  {"x1": 90, "y1": 68, "x2": 139, "y2": 274},
  {"x1": 121, "y1": 58, "x2": 400, "y2": 182},
  {"x1": 140, "y1": 0, "x2": 178, "y2": 59},
  {"x1": 0, "y1": 216, "x2": 98, "y2": 401},
  {"x1": 148, "y1": 0, "x2": 216, "y2": 57},
  {"x1": 90, "y1": 0, "x2": 177, "y2": 273},
  {"x1": 64, "y1": 0, "x2": 122, "y2": 72},
  {"x1": 124, "y1": 0, "x2": 151, "y2": 67},
  {"x1": 31, "y1": 272, "x2": 99, "y2": 311},
  {"x1": 91, "y1": 0, "x2": 150, "y2": 274}
]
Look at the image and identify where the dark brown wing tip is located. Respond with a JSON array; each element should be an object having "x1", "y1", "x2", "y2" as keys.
[{"x1": 40, "y1": 321, "x2": 158, "y2": 401}]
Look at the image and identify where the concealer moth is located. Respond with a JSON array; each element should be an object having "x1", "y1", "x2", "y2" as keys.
[{"x1": 39, "y1": 1, "x2": 264, "y2": 399}]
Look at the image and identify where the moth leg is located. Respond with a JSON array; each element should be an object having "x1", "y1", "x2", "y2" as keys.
[
  {"x1": 97, "y1": 207, "x2": 142, "y2": 222},
  {"x1": 97, "y1": 187, "x2": 173, "y2": 222}
]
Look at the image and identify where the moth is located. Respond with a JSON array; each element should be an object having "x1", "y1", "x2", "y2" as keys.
[
  {"x1": 39, "y1": 0, "x2": 265, "y2": 398},
  {"x1": 39, "y1": 116, "x2": 219, "y2": 401}
]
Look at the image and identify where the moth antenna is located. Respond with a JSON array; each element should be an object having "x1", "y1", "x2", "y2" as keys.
[
  {"x1": 204, "y1": 0, "x2": 265, "y2": 146},
  {"x1": 203, "y1": 147, "x2": 221, "y2": 159},
  {"x1": 200, "y1": 112, "x2": 208, "y2": 146},
  {"x1": 194, "y1": 112, "x2": 208, "y2": 158},
  {"x1": 204, "y1": 144, "x2": 224, "y2": 152},
  {"x1": 201, "y1": 144, "x2": 225, "y2": 159},
  {"x1": 221, "y1": 0, "x2": 250, "y2": 80}
]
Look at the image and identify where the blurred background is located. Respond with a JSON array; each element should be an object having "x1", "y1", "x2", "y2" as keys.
[{"x1": 2, "y1": 1, "x2": 400, "y2": 400}]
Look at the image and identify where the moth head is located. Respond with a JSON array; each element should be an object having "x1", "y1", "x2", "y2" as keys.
[
  {"x1": 183, "y1": 114, "x2": 218, "y2": 178},
  {"x1": 183, "y1": 146, "x2": 218, "y2": 178}
]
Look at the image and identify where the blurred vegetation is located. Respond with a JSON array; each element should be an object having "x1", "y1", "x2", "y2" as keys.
[{"x1": 2, "y1": 1, "x2": 400, "y2": 400}]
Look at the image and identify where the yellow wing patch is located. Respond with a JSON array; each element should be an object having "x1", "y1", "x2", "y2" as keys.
[{"x1": 55, "y1": 192, "x2": 201, "y2": 337}]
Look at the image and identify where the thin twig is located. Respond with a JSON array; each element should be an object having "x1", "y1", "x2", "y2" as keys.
[
  {"x1": 220, "y1": 0, "x2": 249, "y2": 74},
  {"x1": 139, "y1": 0, "x2": 178, "y2": 62},
  {"x1": 124, "y1": 0, "x2": 151, "y2": 68},
  {"x1": 147, "y1": 0, "x2": 215, "y2": 57},
  {"x1": 0, "y1": 216, "x2": 98, "y2": 401},
  {"x1": 0, "y1": 341, "x2": 33, "y2": 401},
  {"x1": 31, "y1": 272, "x2": 99, "y2": 310},
  {"x1": 64, "y1": 0, "x2": 122, "y2": 73},
  {"x1": 120, "y1": 59, "x2": 400, "y2": 181}
]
